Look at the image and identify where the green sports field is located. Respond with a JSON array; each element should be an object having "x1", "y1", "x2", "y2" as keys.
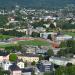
[{"x1": 18, "y1": 39, "x2": 50, "y2": 46}]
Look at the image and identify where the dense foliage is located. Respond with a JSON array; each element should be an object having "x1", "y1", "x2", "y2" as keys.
[
  {"x1": 0, "y1": 30, "x2": 26, "y2": 37},
  {"x1": 58, "y1": 39, "x2": 75, "y2": 56},
  {"x1": 55, "y1": 66, "x2": 75, "y2": 75},
  {"x1": 9, "y1": 53, "x2": 17, "y2": 62},
  {"x1": 0, "y1": 15, "x2": 8, "y2": 27}
]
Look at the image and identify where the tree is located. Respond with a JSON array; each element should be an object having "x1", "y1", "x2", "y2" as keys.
[
  {"x1": 31, "y1": 70, "x2": 35, "y2": 75},
  {"x1": 31, "y1": 61, "x2": 36, "y2": 66},
  {"x1": 66, "y1": 63, "x2": 72, "y2": 67},
  {"x1": 57, "y1": 49, "x2": 67, "y2": 56},
  {"x1": 69, "y1": 19, "x2": 73, "y2": 23},
  {"x1": 5, "y1": 45, "x2": 22, "y2": 53},
  {"x1": 66, "y1": 39, "x2": 74, "y2": 48},
  {"x1": 32, "y1": 21, "x2": 46, "y2": 28},
  {"x1": 62, "y1": 23, "x2": 75, "y2": 29},
  {"x1": 31, "y1": 32, "x2": 40, "y2": 37},
  {"x1": 59, "y1": 39, "x2": 75, "y2": 55},
  {"x1": 0, "y1": 67, "x2": 10, "y2": 75},
  {"x1": 39, "y1": 55, "x2": 44, "y2": 61},
  {"x1": 5, "y1": 46, "x2": 14, "y2": 53},
  {"x1": 59, "y1": 41, "x2": 67, "y2": 48},
  {"x1": 50, "y1": 23, "x2": 55, "y2": 29},
  {"x1": 1, "y1": 30, "x2": 26, "y2": 37},
  {"x1": 47, "y1": 49, "x2": 54, "y2": 57},
  {"x1": 25, "y1": 62, "x2": 27, "y2": 67},
  {"x1": 55, "y1": 66, "x2": 75, "y2": 75},
  {"x1": 9, "y1": 53, "x2": 17, "y2": 62},
  {"x1": 0, "y1": 15, "x2": 8, "y2": 28}
]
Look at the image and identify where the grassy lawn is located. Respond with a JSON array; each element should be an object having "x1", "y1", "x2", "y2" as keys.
[
  {"x1": 64, "y1": 32, "x2": 75, "y2": 36},
  {"x1": 44, "y1": 72, "x2": 51, "y2": 75},
  {"x1": 18, "y1": 39, "x2": 50, "y2": 46},
  {"x1": 0, "y1": 34, "x2": 14, "y2": 39},
  {"x1": 0, "y1": 43, "x2": 18, "y2": 48},
  {"x1": 0, "y1": 38, "x2": 50, "y2": 48}
]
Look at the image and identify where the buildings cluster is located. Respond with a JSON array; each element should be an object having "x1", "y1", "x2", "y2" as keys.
[{"x1": 0, "y1": 5, "x2": 75, "y2": 75}]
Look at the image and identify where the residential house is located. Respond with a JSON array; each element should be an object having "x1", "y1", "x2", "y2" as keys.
[
  {"x1": 26, "y1": 47, "x2": 36, "y2": 54},
  {"x1": 36, "y1": 48, "x2": 47, "y2": 55},
  {"x1": 21, "y1": 68, "x2": 33, "y2": 75},
  {"x1": 9, "y1": 63, "x2": 22, "y2": 75},
  {"x1": 0, "y1": 51, "x2": 9, "y2": 62}
]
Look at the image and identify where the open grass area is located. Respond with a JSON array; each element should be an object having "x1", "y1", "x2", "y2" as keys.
[
  {"x1": 64, "y1": 32, "x2": 75, "y2": 37},
  {"x1": 18, "y1": 39, "x2": 50, "y2": 46},
  {"x1": 0, "y1": 38, "x2": 50, "y2": 48},
  {"x1": 0, "y1": 34, "x2": 14, "y2": 39},
  {"x1": 0, "y1": 43, "x2": 18, "y2": 48}
]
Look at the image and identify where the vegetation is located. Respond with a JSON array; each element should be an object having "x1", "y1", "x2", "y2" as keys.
[
  {"x1": 0, "y1": 34, "x2": 14, "y2": 40},
  {"x1": 5, "y1": 45, "x2": 21, "y2": 53},
  {"x1": 39, "y1": 55, "x2": 44, "y2": 61},
  {"x1": 57, "y1": 48, "x2": 68, "y2": 56},
  {"x1": 44, "y1": 72, "x2": 51, "y2": 75},
  {"x1": 58, "y1": 39, "x2": 75, "y2": 56},
  {"x1": 64, "y1": 32, "x2": 75, "y2": 37},
  {"x1": 31, "y1": 32, "x2": 40, "y2": 37},
  {"x1": 19, "y1": 39, "x2": 50, "y2": 46},
  {"x1": 32, "y1": 20, "x2": 47, "y2": 28},
  {"x1": 55, "y1": 66, "x2": 75, "y2": 75},
  {"x1": 0, "y1": 15, "x2": 8, "y2": 28},
  {"x1": 25, "y1": 62, "x2": 27, "y2": 67},
  {"x1": 47, "y1": 49, "x2": 54, "y2": 57},
  {"x1": 50, "y1": 23, "x2": 56, "y2": 29},
  {"x1": 62, "y1": 23, "x2": 75, "y2": 29},
  {"x1": 0, "y1": 30, "x2": 26, "y2": 37},
  {"x1": 0, "y1": 67, "x2": 10, "y2": 75},
  {"x1": 9, "y1": 53, "x2": 17, "y2": 62},
  {"x1": 59, "y1": 41, "x2": 67, "y2": 48},
  {"x1": 31, "y1": 61, "x2": 36, "y2": 66},
  {"x1": 0, "y1": 43, "x2": 18, "y2": 48}
]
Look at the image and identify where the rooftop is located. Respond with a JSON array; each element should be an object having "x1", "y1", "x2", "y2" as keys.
[
  {"x1": 22, "y1": 68, "x2": 33, "y2": 72},
  {"x1": 9, "y1": 63, "x2": 21, "y2": 71},
  {"x1": 18, "y1": 53, "x2": 38, "y2": 57},
  {"x1": 41, "y1": 60, "x2": 52, "y2": 65},
  {"x1": 0, "y1": 51, "x2": 9, "y2": 56},
  {"x1": 50, "y1": 57, "x2": 70, "y2": 61}
]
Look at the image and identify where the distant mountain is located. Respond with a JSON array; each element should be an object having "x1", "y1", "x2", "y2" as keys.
[{"x1": 0, "y1": 0, "x2": 75, "y2": 9}]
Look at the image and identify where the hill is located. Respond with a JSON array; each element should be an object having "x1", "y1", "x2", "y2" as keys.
[{"x1": 0, "y1": 0, "x2": 75, "y2": 9}]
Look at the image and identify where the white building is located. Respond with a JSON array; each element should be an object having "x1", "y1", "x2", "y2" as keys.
[
  {"x1": 2, "y1": 61, "x2": 12, "y2": 70},
  {"x1": 44, "y1": 24, "x2": 50, "y2": 28},
  {"x1": 49, "y1": 57, "x2": 71, "y2": 66},
  {"x1": 16, "y1": 29, "x2": 28, "y2": 34},
  {"x1": 40, "y1": 32, "x2": 57, "y2": 39},
  {"x1": 17, "y1": 61, "x2": 25, "y2": 69},
  {"x1": 36, "y1": 27, "x2": 46, "y2": 32},
  {"x1": 56, "y1": 35, "x2": 72, "y2": 41}
]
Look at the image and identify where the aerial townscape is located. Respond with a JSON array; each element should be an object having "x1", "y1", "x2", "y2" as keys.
[{"x1": 0, "y1": 1, "x2": 75, "y2": 75}]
